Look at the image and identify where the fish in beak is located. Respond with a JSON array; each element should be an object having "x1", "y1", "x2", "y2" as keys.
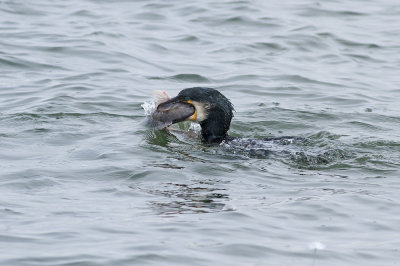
[{"x1": 150, "y1": 96, "x2": 195, "y2": 129}]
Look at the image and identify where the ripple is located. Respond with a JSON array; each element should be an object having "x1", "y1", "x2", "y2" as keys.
[
  {"x1": 0, "y1": 175, "x2": 61, "y2": 191},
  {"x1": 0, "y1": 56, "x2": 67, "y2": 71},
  {"x1": 0, "y1": 234, "x2": 37, "y2": 243},
  {"x1": 248, "y1": 42, "x2": 287, "y2": 51},
  {"x1": 271, "y1": 74, "x2": 342, "y2": 87},
  {"x1": 69, "y1": 9, "x2": 102, "y2": 18},
  {"x1": 149, "y1": 74, "x2": 211, "y2": 83},
  {"x1": 5, "y1": 255, "x2": 104, "y2": 266},
  {"x1": 0, "y1": 2, "x2": 46, "y2": 16},
  {"x1": 298, "y1": 7, "x2": 367, "y2": 18},
  {"x1": 318, "y1": 33, "x2": 382, "y2": 49},
  {"x1": 134, "y1": 12, "x2": 166, "y2": 20}
]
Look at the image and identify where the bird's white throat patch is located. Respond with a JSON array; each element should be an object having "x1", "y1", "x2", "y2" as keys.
[{"x1": 189, "y1": 101, "x2": 208, "y2": 122}]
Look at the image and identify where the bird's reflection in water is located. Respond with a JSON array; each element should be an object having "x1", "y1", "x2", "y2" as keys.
[{"x1": 143, "y1": 181, "x2": 230, "y2": 215}]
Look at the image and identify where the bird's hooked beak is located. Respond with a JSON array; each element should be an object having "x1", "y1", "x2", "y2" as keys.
[{"x1": 151, "y1": 96, "x2": 196, "y2": 128}]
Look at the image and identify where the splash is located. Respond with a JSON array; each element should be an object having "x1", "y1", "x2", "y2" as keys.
[
  {"x1": 141, "y1": 90, "x2": 171, "y2": 116},
  {"x1": 141, "y1": 90, "x2": 171, "y2": 128},
  {"x1": 141, "y1": 100, "x2": 157, "y2": 116}
]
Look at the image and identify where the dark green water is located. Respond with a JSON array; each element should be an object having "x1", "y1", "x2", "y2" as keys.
[{"x1": 1, "y1": 0, "x2": 399, "y2": 265}]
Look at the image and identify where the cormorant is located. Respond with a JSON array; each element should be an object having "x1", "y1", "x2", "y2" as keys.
[
  {"x1": 152, "y1": 87, "x2": 234, "y2": 144},
  {"x1": 149, "y1": 88, "x2": 341, "y2": 164}
]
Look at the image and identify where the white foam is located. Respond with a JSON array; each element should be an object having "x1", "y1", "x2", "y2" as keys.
[
  {"x1": 141, "y1": 90, "x2": 171, "y2": 116},
  {"x1": 141, "y1": 101, "x2": 157, "y2": 116},
  {"x1": 308, "y1": 241, "x2": 326, "y2": 251},
  {"x1": 189, "y1": 122, "x2": 201, "y2": 132}
]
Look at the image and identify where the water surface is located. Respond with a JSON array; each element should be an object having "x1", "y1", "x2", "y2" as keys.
[{"x1": 1, "y1": 0, "x2": 400, "y2": 265}]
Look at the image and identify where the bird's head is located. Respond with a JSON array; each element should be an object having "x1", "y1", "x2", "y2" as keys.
[{"x1": 154, "y1": 87, "x2": 234, "y2": 144}]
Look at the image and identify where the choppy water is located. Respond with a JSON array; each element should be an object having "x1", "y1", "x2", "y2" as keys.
[{"x1": 1, "y1": 0, "x2": 400, "y2": 265}]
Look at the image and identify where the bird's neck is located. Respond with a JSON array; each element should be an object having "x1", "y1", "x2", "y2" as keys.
[{"x1": 200, "y1": 117, "x2": 228, "y2": 144}]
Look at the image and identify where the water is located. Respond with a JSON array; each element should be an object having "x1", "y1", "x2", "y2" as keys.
[{"x1": 1, "y1": 0, "x2": 399, "y2": 265}]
